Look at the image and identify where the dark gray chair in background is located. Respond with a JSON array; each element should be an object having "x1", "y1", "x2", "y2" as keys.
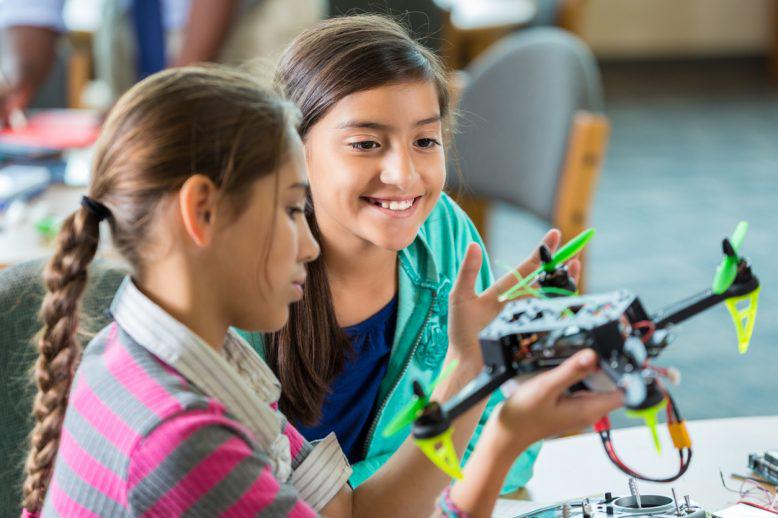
[
  {"x1": 531, "y1": 0, "x2": 589, "y2": 31},
  {"x1": 448, "y1": 27, "x2": 610, "y2": 292},
  {"x1": 0, "y1": 260, "x2": 125, "y2": 518}
]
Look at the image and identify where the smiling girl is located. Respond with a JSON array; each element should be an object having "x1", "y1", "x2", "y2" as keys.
[
  {"x1": 243, "y1": 15, "x2": 575, "y2": 490},
  {"x1": 20, "y1": 65, "x2": 620, "y2": 518}
]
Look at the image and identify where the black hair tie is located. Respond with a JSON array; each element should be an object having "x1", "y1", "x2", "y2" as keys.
[{"x1": 80, "y1": 196, "x2": 111, "y2": 222}]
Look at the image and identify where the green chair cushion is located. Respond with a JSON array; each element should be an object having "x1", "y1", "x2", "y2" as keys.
[{"x1": 0, "y1": 259, "x2": 126, "y2": 517}]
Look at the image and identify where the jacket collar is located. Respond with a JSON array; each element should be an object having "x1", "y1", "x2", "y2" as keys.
[{"x1": 398, "y1": 230, "x2": 441, "y2": 290}]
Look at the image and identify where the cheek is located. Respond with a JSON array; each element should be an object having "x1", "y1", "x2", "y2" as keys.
[
  {"x1": 420, "y1": 153, "x2": 446, "y2": 192},
  {"x1": 309, "y1": 140, "x2": 372, "y2": 185},
  {"x1": 223, "y1": 215, "x2": 277, "y2": 299},
  {"x1": 431, "y1": 163, "x2": 446, "y2": 191},
  {"x1": 310, "y1": 159, "x2": 372, "y2": 209},
  {"x1": 266, "y1": 219, "x2": 297, "y2": 277}
]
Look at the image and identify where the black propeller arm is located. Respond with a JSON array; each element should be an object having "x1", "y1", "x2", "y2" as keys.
[{"x1": 651, "y1": 263, "x2": 759, "y2": 331}]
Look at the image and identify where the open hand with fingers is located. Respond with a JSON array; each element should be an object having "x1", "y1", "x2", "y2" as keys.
[{"x1": 446, "y1": 228, "x2": 581, "y2": 363}]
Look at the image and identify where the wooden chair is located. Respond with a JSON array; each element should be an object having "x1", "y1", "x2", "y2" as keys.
[
  {"x1": 66, "y1": 30, "x2": 94, "y2": 109},
  {"x1": 772, "y1": 0, "x2": 778, "y2": 79},
  {"x1": 447, "y1": 27, "x2": 610, "y2": 292}
]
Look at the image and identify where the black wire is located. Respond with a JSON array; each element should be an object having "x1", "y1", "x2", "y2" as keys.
[
  {"x1": 665, "y1": 390, "x2": 683, "y2": 421},
  {"x1": 599, "y1": 433, "x2": 692, "y2": 483}
]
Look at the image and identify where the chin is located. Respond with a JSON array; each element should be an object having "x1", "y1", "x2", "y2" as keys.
[
  {"x1": 373, "y1": 231, "x2": 418, "y2": 251},
  {"x1": 237, "y1": 307, "x2": 289, "y2": 333}
]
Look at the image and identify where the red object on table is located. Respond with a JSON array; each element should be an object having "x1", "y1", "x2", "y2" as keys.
[{"x1": 0, "y1": 110, "x2": 101, "y2": 149}]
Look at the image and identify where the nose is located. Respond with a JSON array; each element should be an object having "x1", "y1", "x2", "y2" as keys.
[
  {"x1": 299, "y1": 216, "x2": 320, "y2": 264},
  {"x1": 379, "y1": 148, "x2": 418, "y2": 191}
]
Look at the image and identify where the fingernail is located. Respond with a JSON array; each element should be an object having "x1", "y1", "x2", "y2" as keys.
[{"x1": 579, "y1": 350, "x2": 595, "y2": 366}]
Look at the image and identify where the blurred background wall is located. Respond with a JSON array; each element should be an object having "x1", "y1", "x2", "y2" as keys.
[
  {"x1": 476, "y1": 0, "x2": 778, "y2": 428},
  {"x1": 582, "y1": 0, "x2": 773, "y2": 59}
]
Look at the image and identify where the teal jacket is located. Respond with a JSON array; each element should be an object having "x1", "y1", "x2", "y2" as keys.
[{"x1": 239, "y1": 193, "x2": 540, "y2": 491}]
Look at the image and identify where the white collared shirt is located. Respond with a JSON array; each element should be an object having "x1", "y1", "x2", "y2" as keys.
[{"x1": 110, "y1": 276, "x2": 352, "y2": 510}]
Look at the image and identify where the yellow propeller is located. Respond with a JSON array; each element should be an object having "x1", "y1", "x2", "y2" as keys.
[
  {"x1": 414, "y1": 428, "x2": 464, "y2": 480},
  {"x1": 625, "y1": 398, "x2": 668, "y2": 454}
]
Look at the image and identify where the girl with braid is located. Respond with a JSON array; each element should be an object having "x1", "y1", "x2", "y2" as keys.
[{"x1": 22, "y1": 65, "x2": 620, "y2": 517}]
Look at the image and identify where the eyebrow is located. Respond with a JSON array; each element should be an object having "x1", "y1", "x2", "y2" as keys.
[
  {"x1": 336, "y1": 115, "x2": 442, "y2": 131},
  {"x1": 287, "y1": 182, "x2": 309, "y2": 191}
]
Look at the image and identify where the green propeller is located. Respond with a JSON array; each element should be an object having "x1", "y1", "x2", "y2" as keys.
[
  {"x1": 499, "y1": 228, "x2": 596, "y2": 302},
  {"x1": 382, "y1": 360, "x2": 458, "y2": 437},
  {"x1": 712, "y1": 221, "x2": 748, "y2": 295}
]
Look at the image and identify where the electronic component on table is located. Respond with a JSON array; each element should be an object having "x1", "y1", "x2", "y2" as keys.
[{"x1": 748, "y1": 450, "x2": 778, "y2": 486}]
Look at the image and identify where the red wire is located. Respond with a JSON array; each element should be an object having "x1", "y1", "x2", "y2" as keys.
[
  {"x1": 600, "y1": 430, "x2": 691, "y2": 482},
  {"x1": 603, "y1": 435, "x2": 636, "y2": 474},
  {"x1": 596, "y1": 382, "x2": 691, "y2": 482},
  {"x1": 632, "y1": 320, "x2": 656, "y2": 344}
]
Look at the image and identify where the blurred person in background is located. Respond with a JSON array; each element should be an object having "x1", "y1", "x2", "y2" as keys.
[{"x1": 0, "y1": 0, "x2": 325, "y2": 122}]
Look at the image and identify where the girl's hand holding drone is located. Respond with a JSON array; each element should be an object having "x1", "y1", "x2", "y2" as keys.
[{"x1": 446, "y1": 229, "x2": 580, "y2": 367}]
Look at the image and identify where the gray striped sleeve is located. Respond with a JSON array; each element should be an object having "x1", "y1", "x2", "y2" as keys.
[
  {"x1": 278, "y1": 415, "x2": 314, "y2": 471},
  {"x1": 128, "y1": 420, "x2": 234, "y2": 515},
  {"x1": 48, "y1": 458, "x2": 128, "y2": 516},
  {"x1": 127, "y1": 411, "x2": 318, "y2": 517},
  {"x1": 182, "y1": 454, "x2": 292, "y2": 517}
]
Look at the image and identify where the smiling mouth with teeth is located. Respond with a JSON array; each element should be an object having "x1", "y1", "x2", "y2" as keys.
[{"x1": 363, "y1": 196, "x2": 421, "y2": 211}]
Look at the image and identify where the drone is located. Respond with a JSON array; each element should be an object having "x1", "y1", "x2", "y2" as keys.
[{"x1": 384, "y1": 223, "x2": 760, "y2": 483}]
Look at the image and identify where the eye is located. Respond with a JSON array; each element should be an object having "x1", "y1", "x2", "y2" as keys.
[
  {"x1": 416, "y1": 138, "x2": 441, "y2": 149},
  {"x1": 287, "y1": 205, "x2": 305, "y2": 218},
  {"x1": 349, "y1": 141, "x2": 381, "y2": 151}
]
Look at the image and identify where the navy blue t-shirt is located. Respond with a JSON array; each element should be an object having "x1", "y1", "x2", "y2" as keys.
[{"x1": 296, "y1": 296, "x2": 397, "y2": 464}]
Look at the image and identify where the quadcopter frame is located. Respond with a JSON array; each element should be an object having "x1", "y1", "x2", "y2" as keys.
[{"x1": 410, "y1": 256, "x2": 759, "y2": 482}]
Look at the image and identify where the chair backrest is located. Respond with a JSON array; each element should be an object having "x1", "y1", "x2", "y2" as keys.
[
  {"x1": 532, "y1": 0, "x2": 561, "y2": 26},
  {"x1": 449, "y1": 27, "x2": 604, "y2": 223},
  {"x1": 0, "y1": 260, "x2": 126, "y2": 517},
  {"x1": 530, "y1": 0, "x2": 589, "y2": 33}
]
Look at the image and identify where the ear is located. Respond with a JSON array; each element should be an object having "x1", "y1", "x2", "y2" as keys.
[{"x1": 179, "y1": 174, "x2": 218, "y2": 247}]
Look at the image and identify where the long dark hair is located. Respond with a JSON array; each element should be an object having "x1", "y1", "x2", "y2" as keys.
[
  {"x1": 22, "y1": 66, "x2": 299, "y2": 513},
  {"x1": 267, "y1": 14, "x2": 451, "y2": 425}
]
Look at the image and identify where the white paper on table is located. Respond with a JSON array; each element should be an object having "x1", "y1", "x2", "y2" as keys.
[
  {"x1": 715, "y1": 503, "x2": 777, "y2": 517},
  {"x1": 493, "y1": 498, "x2": 556, "y2": 518}
]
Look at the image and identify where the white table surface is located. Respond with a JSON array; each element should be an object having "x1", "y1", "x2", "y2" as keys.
[{"x1": 508, "y1": 416, "x2": 778, "y2": 513}]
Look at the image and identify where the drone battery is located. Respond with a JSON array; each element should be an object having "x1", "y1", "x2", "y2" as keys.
[{"x1": 480, "y1": 336, "x2": 513, "y2": 371}]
